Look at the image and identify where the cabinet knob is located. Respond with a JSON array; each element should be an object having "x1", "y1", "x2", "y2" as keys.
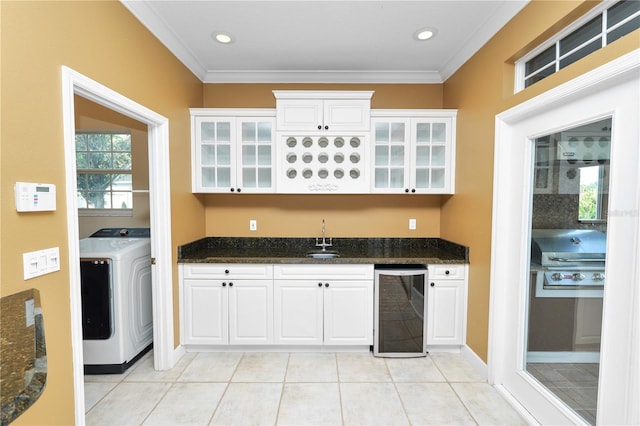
[
  {"x1": 324, "y1": 125, "x2": 329, "y2": 130},
  {"x1": 405, "y1": 188, "x2": 409, "y2": 193},
  {"x1": 445, "y1": 270, "x2": 450, "y2": 275},
  {"x1": 222, "y1": 282, "x2": 227, "y2": 287},
  {"x1": 229, "y1": 282, "x2": 234, "y2": 287},
  {"x1": 230, "y1": 188, "x2": 235, "y2": 192},
  {"x1": 225, "y1": 269, "x2": 230, "y2": 274},
  {"x1": 318, "y1": 125, "x2": 322, "y2": 130},
  {"x1": 430, "y1": 282, "x2": 435, "y2": 287},
  {"x1": 324, "y1": 283, "x2": 329, "y2": 287},
  {"x1": 236, "y1": 188, "x2": 241, "y2": 193},
  {"x1": 411, "y1": 189, "x2": 416, "y2": 193},
  {"x1": 318, "y1": 282, "x2": 323, "y2": 287}
]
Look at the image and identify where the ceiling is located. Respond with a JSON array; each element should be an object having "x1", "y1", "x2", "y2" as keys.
[{"x1": 122, "y1": 0, "x2": 528, "y2": 84}]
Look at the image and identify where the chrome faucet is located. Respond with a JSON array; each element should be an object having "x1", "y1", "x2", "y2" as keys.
[{"x1": 315, "y1": 219, "x2": 333, "y2": 251}]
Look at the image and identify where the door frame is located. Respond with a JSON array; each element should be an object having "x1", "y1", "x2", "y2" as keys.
[
  {"x1": 488, "y1": 49, "x2": 640, "y2": 425},
  {"x1": 61, "y1": 67, "x2": 175, "y2": 422}
]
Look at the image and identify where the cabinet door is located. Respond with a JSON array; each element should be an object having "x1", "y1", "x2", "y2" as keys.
[
  {"x1": 193, "y1": 117, "x2": 236, "y2": 192},
  {"x1": 274, "y1": 280, "x2": 324, "y2": 344},
  {"x1": 324, "y1": 99, "x2": 370, "y2": 132},
  {"x1": 427, "y1": 280, "x2": 464, "y2": 345},
  {"x1": 371, "y1": 118, "x2": 410, "y2": 193},
  {"x1": 228, "y1": 280, "x2": 273, "y2": 345},
  {"x1": 183, "y1": 279, "x2": 228, "y2": 345},
  {"x1": 323, "y1": 280, "x2": 373, "y2": 345},
  {"x1": 237, "y1": 118, "x2": 275, "y2": 192},
  {"x1": 410, "y1": 118, "x2": 452, "y2": 193},
  {"x1": 276, "y1": 99, "x2": 324, "y2": 132}
]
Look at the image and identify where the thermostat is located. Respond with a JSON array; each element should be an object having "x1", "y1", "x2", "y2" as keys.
[{"x1": 15, "y1": 182, "x2": 56, "y2": 212}]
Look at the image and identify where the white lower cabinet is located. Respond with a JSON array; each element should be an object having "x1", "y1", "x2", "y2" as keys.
[
  {"x1": 426, "y1": 264, "x2": 468, "y2": 346},
  {"x1": 274, "y1": 264, "x2": 374, "y2": 346},
  {"x1": 180, "y1": 264, "x2": 274, "y2": 345}
]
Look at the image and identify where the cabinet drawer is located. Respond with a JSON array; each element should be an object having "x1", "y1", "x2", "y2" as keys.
[
  {"x1": 429, "y1": 264, "x2": 465, "y2": 280},
  {"x1": 274, "y1": 264, "x2": 374, "y2": 280},
  {"x1": 183, "y1": 264, "x2": 273, "y2": 279}
]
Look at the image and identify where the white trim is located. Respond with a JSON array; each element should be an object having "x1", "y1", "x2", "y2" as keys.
[
  {"x1": 527, "y1": 351, "x2": 601, "y2": 364},
  {"x1": 461, "y1": 345, "x2": 488, "y2": 381},
  {"x1": 490, "y1": 49, "x2": 640, "y2": 425},
  {"x1": 205, "y1": 70, "x2": 445, "y2": 84},
  {"x1": 189, "y1": 108, "x2": 275, "y2": 117},
  {"x1": 493, "y1": 385, "x2": 541, "y2": 426},
  {"x1": 62, "y1": 67, "x2": 175, "y2": 424}
]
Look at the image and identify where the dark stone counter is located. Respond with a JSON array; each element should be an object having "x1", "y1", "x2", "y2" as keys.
[{"x1": 178, "y1": 237, "x2": 468, "y2": 265}]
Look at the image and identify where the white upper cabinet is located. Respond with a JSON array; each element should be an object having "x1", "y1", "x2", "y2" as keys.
[
  {"x1": 191, "y1": 109, "x2": 276, "y2": 193},
  {"x1": 274, "y1": 91, "x2": 373, "y2": 132},
  {"x1": 371, "y1": 110, "x2": 457, "y2": 194}
]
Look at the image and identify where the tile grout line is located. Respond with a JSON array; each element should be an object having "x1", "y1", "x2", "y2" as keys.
[{"x1": 273, "y1": 352, "x2": 290, "y2": 426}]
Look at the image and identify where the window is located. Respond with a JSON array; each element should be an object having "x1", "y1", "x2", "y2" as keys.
[
  {"x1": 76, "y1": 132, "x2": 133, "y2": 212},
  {"x1": 517, "y1": 0, "x2": 640, "y2": 91}
]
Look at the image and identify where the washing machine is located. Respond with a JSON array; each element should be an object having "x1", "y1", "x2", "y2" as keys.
[{"x1": 79, "y1": 228, "x2": 153, "y2": 374}]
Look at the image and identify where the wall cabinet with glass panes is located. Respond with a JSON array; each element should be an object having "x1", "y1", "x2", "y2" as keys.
[
  {"x1": 370, "y1": 110, "x2": 457, "y2": 194},
  {"x1": 190, "y1": 109, "x2": 276, "y2": 193}
]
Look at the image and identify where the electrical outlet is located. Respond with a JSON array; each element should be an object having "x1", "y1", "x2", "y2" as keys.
[
  {"x1": 249, "y1": 219, "x2": 257, "y2": 231},
  {"x1": 409, "y1": 218, "x2": 417, "y2": 230}
]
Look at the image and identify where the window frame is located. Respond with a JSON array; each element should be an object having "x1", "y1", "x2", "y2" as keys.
[
  {"x1": 515, "y1": 1, "x2": 640, "y2": 92},
  {"x1": 75, "y1": 130, "x2": 133, "y2": 216}
]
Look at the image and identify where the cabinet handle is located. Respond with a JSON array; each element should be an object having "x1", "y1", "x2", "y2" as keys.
[
  {"x1": 430, "y1": 282, "x2": 435, "y2": 287},
  {"x1": 229, "y1": 282, "x2": 234, "y2": 287},
  {"x1": 324, "y1": 283, "x2": 329, "y2": 287},
  {"x1": 318, "y1": 282, "x2": 323, "y2": 287},
  {"x1": 222, "y1": 282, "x2": 227, "y2": 287}
]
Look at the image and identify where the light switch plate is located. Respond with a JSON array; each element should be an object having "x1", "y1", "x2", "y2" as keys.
[{"x1": 23, "y1": 247, "x2": 60, "y2": 280}]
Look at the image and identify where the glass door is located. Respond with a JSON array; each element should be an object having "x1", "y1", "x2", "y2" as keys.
[{"x1": 526, "y1": 118, "x2": 611, "y2": 425}]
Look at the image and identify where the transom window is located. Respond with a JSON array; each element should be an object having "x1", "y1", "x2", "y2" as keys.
[
  {"x1": 75, "y1": 132, "x2": 133, "y2": 211},
  {"x1": 516, "y1": 0, "x2": 639, "y2": 91}
]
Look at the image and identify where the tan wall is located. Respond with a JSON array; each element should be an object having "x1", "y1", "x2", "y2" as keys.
[
  {"x1": 0, "y1": 2, "x2": 203, "y2": 424},
  {"x1": 74, "y1": 96, "x2": 151, "y2": 238},
  {"x1": 202, "y1": 83, "x2": 445, "y2": 237},
  {"x1": 441, "y1": 0, "x2": 639, "y2": 360}
]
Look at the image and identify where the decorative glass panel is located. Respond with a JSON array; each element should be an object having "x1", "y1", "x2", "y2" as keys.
[
  {"x1": 201, "y1": 145, "x2": 215, "y2": 166},
  {"x1": 431, "y1": 169, "x2": 445, "y2": 188},
  {"x1": 258, "y1": 122, "x2": 272, "y2": 142},
  {"x1": 390, "y1": 168, "x2": 404, "y2": 188},
  {"x1": 202, "y1": 168, "x2": 215, "y2": 187},
  {"x1": 415, "y1": 146, "x2": 429, "y2": 167},
  {"x1": 375, "y1": 122, "x2": 389, "y2": 142},
  {"x1": 217, "y1": 145, "x2": 231, "y2": 166},
  {"x1": 242, "y1": 168, "x2": 256, "y2": 188},
  {"x1": 216, "y1": 167, "x2": 231, "y2": 187},
  {"x1": 390, "y1": 146, "x2": 404, "y2": 166},
  {"x1": 242, "y1": 122, "x2": 256, "y2": 141},
  {"x1": 201, "y1": 122, "x2": 215, "y2": 141},
  {"x1": 415, "y1": 169, "x2": 428, "y2": 188},
  {"x1": 432, "y1": 123, "x2": 446, "y2": 142},
  {"x1": 432, "y1": 146, "x2": 446, "y2": 167},
  {"x1": 258, "y1": 146, "x2": 271, "y2": 166},
  {"x1": 217, "y1": 122, "x2": 231, "y2": 141},
  {"x1": 375, "y1": 146, "x2": 388, "y2": 166},
  {"x1": 416, "y1": 123, "x2": 430, "y2": 142},
  {"x1": 242, "y1": 145, "x2": 256, "y2": 166},
  {"x1": 390, "y1": 123, "x2": 405, "y2": 142},
  {"x1": 375, "y1": 169, "x2": 388, "y2": 188},
  {"x1": 258, "y1": 168, "x2": 271, "y2": 188}
]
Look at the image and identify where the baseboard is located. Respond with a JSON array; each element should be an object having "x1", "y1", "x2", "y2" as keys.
[
  {"x1": 461, "y1": 344, "x2": 488, "y2": 381},
  {"x1": 494, "y1": 384, "x2": 541, "y2": 425}
]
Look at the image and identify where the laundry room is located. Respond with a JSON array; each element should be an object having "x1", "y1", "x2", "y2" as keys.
[{"x1": 75, "y1": 96, "x2": 154, "y2": 374}]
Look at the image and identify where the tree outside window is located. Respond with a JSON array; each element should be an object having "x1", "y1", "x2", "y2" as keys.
[{"x1": 76, "y1": 132, "x2": 132, "y2": 209}]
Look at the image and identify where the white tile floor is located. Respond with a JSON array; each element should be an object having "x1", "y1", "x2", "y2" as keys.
[{"x1": 85, "y1": 350, "x2": 527, "y2": 426}]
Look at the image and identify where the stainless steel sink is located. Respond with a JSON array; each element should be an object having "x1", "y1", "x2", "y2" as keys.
[{"x1": 306, "y1": 251, "x2": 340, "y2": 259}]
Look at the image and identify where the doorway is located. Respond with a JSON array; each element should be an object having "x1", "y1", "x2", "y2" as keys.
[
  {"x1": 61, "y1": 67, "x2": 175, "y2": 421},
  {"x1": 489, "y1": 51, "x2": 640, "y2": 425}
]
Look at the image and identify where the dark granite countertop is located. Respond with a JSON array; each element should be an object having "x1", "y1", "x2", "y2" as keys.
[{"x1": 178, "y1": 237, "x2": 468, "y2": 265}]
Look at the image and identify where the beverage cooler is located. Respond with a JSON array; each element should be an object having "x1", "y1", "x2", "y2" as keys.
[{"x1": 374, "y1": 265, "x2": 428, "y2": 357}]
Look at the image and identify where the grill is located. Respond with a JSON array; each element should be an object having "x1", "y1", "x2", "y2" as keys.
[{"x1": 531, "y1": 229, "x2": 606, "y2": 288}]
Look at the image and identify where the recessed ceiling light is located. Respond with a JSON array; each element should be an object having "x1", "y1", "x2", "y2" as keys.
[
  {"x1": 213, "y1": 32, "x2": 233, "y2": 44},
  {"x1": 414, "y1": 27, "x2": 437, "y2": 41}
]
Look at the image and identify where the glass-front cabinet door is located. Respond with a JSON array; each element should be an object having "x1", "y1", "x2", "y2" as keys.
[
  {"x1": 194, "y1": 116, "x2": 235, "y2": 192},
  {"x1": 371, "y1": 113, "x2": 456, "y2": 194},
  {"x1": 192, "y1": 114, "x2": 275, "y2": 193}
]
